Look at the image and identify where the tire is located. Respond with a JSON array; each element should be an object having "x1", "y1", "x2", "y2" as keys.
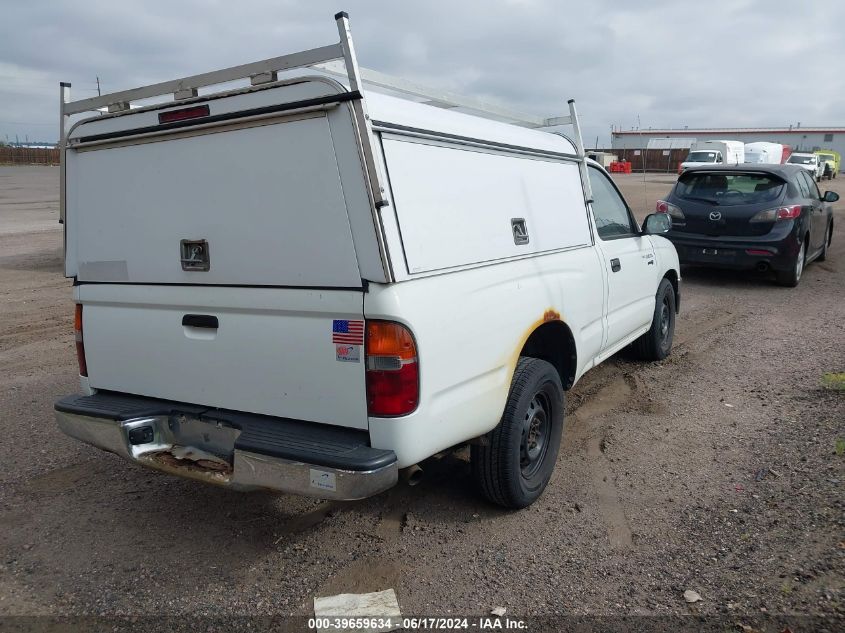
[
  {"x1": 818, "y1": 223, "x2": 832, "y2": 262},
  {"x1": 776, "y1": 238, "x2": 806, "y2": 287},
  {"x1": 471, "y1": 357, "x2": 564, "y2": 509},
  {"x1": 631, "y1": 278, "x2": 676, "y2": 361}
]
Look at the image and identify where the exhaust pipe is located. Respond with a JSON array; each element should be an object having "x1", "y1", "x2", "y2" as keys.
[
  {"x1": 401, "y1": 464, "x2": 424, "y2": 487},
  {"x1": 756, "y1": 261, "x2": 770, "y2": 272}
]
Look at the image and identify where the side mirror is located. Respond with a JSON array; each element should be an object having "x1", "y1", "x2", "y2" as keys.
[
  {"x1": 643, "y1": 213, "x2": 672, "y2": 234},
  {"x1": 823, "y1": 191, "x2": 839, "y2": 203}
]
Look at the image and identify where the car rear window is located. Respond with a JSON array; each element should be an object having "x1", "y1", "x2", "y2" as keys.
[{"x1": 675, "y1": 172, "x2": 785, "y2": 206}]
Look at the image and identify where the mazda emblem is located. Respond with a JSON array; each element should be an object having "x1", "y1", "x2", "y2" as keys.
[{"x1": 709, "y1": 211, "x2": 722, "y2": 221}]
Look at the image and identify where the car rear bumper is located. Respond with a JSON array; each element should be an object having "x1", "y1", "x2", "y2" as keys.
[
  {"x1": 55, "y1": 392, "x2": 398, "y2": 500},
  {"x1": 669, "y1": 234, "x2": 799, "y2": 272}
]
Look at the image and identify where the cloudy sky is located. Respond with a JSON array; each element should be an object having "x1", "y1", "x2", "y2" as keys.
[{"x1": 1, "y1": 0, "x2": 843, "y2": 146}]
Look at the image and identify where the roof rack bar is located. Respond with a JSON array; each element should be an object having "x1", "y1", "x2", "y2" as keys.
[
  {"x1": 58, "y1": 82, "x2": 70, "y2": 229},
  {"x1": 318, "y1": 63, "x2": 549, "y2": 129},
  {"x1": 63, "y1": 43, "x2": 345, "y2": 115},
  {"x1": 334, "y1": 11, "x2": 391, "y2": 258},
  {"x1": 567, "y1": 99, "x2": 592, "y2": 203}
]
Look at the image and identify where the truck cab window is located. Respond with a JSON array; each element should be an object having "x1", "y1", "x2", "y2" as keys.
[
  {"x1": 589, "y1": 167, "x2": 637, "y2": 239},
  {"x1": 716, "y1": 153, "x2": 723, "y2": 163}
]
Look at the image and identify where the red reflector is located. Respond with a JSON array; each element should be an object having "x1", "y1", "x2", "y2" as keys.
[
  {"x1": 158, "y1": 105, "x2": 210, "y2": 124},
  {"x1": 74, "y1": 304, "x2": 88, "y2": 377},
  {"x1": 746, "y1": 249, "x2": 773, "y2": 256}
]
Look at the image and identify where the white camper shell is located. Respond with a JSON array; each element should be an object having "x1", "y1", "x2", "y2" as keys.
[
  {"x1": 744, "y1": 142, "x2": 785, "y2": 165},
  {"x1": 55, "y1": 13, "x2": 681, "y2": 508},
  {"x1": 680, "y1": 140, "x2": 745, "y2": 170}
]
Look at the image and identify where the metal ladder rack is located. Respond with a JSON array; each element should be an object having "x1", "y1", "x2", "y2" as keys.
[{"x1": 59, "y1": 10, "x2": 592, "y2": 224}]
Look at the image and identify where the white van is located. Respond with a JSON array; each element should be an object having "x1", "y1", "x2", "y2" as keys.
[
  {"x1": 744, "y1": 142, "x2": 785, "y2": 164},
  {"x1": 54, "y1": 13, "x2": 681, "y2": 508},
  {"x1": 680, "y1": 140, "x2": 745, "y2": 171}
]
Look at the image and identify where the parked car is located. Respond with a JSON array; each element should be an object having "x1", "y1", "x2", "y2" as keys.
[
  {"x1": 53, "y1": 12, "x2": 681, "y2": 509},
  {"x1": 656, "y1": 164, "x2": 837, "y2": 286},
  {"x1": 786, "y1": 152, "x2": 823, "y2": 181},
  {"x1": 814, "y1": 149, "x2": 840, "y2": 180}
]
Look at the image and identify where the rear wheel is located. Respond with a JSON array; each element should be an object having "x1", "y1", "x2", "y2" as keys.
[
  {"x1": 471, "y1": 357, "x2": 564, "y2": 509},
  {"x1": 776, "y1": 239, "x2": 806, "y2": 287},
  {"x1": 631, "y1": 278, "x2": 675, "y2": 361},
  {"x1": 818, "y1": 223, "x2": 832, "y2": 262}
]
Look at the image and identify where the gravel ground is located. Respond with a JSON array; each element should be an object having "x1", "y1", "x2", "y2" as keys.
[{"x1": 0, "y1": 166, "x2": 843, "y2": 630}]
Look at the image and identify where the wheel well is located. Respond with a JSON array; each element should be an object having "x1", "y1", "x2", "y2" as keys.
[
  {"x1": 520, "y1": 321, "x2": 577, "y2": 390},
  {"x1": 663, "y1": 269, "x2": 680, "y2": 313}
]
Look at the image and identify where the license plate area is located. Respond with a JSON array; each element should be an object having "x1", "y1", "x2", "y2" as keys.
[{"x1": 702, "y1": 248, "x2": 734, "y2": 258}]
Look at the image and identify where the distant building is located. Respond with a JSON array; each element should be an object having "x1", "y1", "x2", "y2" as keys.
[
  {"x1": 612, "y1": 126, "x2": 843, "y2": 163},
  {"x1": 6, "y1": 141, "x2": 58, "y2": 149}
]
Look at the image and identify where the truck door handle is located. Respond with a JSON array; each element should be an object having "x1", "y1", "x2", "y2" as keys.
[
  {"x1": 610, "y1": 258, "x2": 621, "y2": 272},
  {"x1": 182, "y1": 314, "x2": 218, "y2": 329}
]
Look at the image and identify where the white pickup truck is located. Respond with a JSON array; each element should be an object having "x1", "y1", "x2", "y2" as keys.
[{"x1": 55, "y1": 13, "x2": 681, "y2": 508}]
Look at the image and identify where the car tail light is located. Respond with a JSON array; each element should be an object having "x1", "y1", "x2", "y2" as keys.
[
  {"x1": 749, "y1": 204, "x2": 802, "y2": 223},
  {"x1": 157, "y1": 105, "x2": 210, "y2": 124},
  {"x1": 656, "y1": 199, "x2": 685, "y2": 220},
  {"x1": 366, "y1": 321, "x2": 418, "y2": 417},
  {"x1": 74, "y1": 304, "x2": 88, "y2": 377}
]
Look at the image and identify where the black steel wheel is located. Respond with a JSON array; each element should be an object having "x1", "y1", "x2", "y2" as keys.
[
  {"x1": 472, "y1": 357, "x2": 564, "y2": 509},
  {"x1": 631, "y1": 278, "x2": 676, "y2": 361}
]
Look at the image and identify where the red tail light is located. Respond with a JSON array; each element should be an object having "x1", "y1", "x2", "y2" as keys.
[
  {"x1": 656, "y1": 199, "x2": 685, "y2": 220},
  {"x1": 365, "y1": 321, "x2": 419, "y2": 417},
  {"x1": 74, "y1": 304, "x2": 88, "y2": 377},
  {"x1": 158, "y1": 105, "x2": 210, "y2": 124},
  {"x1": 775, "y1": 205, "x2": 802, "y2": 220},
  {"x1": 750, "y1": 205, "x2": 802, "y2": 223}
]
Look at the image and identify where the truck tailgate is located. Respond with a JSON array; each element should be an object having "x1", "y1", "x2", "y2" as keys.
[{"x1": 78, "y1": 284, "x2": 369, "y2": 429}]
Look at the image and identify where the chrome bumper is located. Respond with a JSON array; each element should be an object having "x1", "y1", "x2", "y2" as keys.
[{"x1": 55, "y1": 410, "x2": 398, "y2": 500}]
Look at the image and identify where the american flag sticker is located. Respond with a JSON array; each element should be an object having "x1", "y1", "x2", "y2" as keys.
[{"x1": 332, "y1": 319, "x2": 364, "y2": 345}]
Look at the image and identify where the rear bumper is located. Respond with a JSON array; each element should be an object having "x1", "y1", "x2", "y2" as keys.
[
  {"x1": 55, "y1": 392, "x2": 398, "y2": 500},
  {"x1": 669, "y1": 233, "x2": 799, "y2": 272}
]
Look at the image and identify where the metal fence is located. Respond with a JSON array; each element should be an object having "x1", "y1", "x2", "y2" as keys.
[
  {"x1": 0, "y1": 147, "x2": 60, "y2": 165},
  {"x1": 594, "y1": 148, "x2": 689, "y2": 173}
]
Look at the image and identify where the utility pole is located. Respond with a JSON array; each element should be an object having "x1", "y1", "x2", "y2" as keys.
[{"x1": 96, "y1": 76, "x2": 101, "y2": 96}]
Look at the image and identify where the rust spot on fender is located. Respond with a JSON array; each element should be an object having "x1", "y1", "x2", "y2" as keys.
[
  {"x1": 505, "y1": 310, "x2": 566, "y2": 382},
  {"x1": 543, "y1": 309, "x2": 561, "y2": 322}
]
